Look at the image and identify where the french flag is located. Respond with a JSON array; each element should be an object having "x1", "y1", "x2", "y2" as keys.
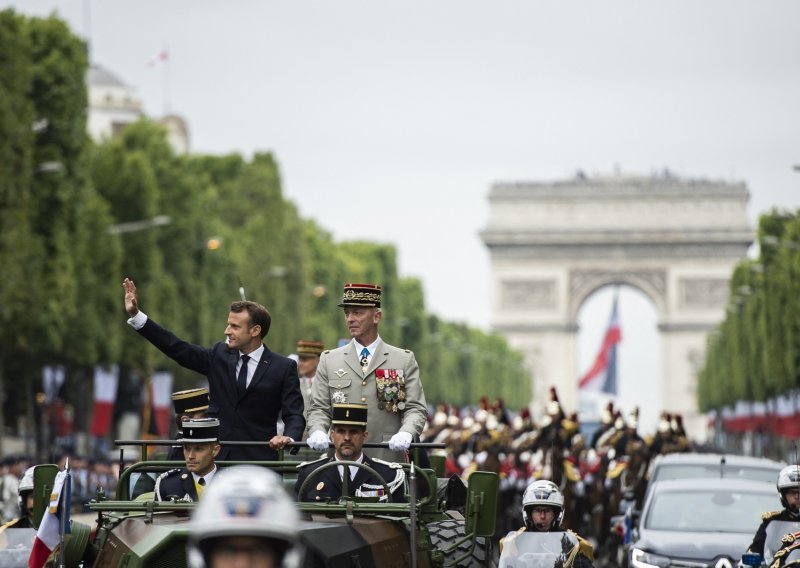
[
  {"x1": 90, "y1": 365, "x2": 118, "y2": 436},
  {"x1": 29, "y1": 466, "x2": 71, "y2": 568},
  {"x1": 578, "y1": 293, "x2": 621, "y2": 394}
]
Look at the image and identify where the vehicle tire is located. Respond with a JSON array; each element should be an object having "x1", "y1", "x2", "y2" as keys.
[{"x1": 427, "y1": 519, "x2": 489, "y2": 568}]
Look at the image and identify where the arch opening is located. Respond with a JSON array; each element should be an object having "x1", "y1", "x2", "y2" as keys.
[{"x1": 576, "y1": 284, "x2": 662, "y2": 437}]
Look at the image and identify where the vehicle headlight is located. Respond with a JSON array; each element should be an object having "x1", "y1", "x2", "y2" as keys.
[{"x1": 631, "y1": 547, "x2": 671, "y2": 568}]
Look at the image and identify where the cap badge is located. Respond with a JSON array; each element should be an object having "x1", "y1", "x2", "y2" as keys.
[{"x1": 316, "y1": 482, "x2": 325, "y2": 491}]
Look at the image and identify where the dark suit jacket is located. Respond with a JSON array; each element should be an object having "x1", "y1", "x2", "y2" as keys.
[
  {"x1": 295, "y1": 454, "x2": 405, "y2": 503},
  {"x1": 155, "y1": 468, "x2": 199, "y2": 502},
  {"x1": 137, "y1": 318, "x2": 305, "y2": 460}
]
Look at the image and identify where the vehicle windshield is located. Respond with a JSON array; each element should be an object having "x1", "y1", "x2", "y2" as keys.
[
  {"x1": 652, "y1": 463, "x2": 779, "y2": 484},
  {"x1": 645, "y1": 489, "x2": 775, "y2": 532}
]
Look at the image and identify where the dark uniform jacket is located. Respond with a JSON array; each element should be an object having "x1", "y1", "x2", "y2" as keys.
[
  {"x1": 295, "y1": 454, "x2": 405, "y2": 503},
  {"x1": 749, "y1": 509, "x2": 800, "y2": 556},
  {"x1": 154, "y1": 468, "x2": 201, "y2": 502},
  {"x1": 138, "y1": 317, "x2": 305, "y2": 460}
]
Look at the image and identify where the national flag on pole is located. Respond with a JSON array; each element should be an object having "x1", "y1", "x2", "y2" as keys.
[
  {"x1": 147, "y1": 49, "x2": 169, "y2": 67},
  {"x1": 91, "y1": 365, "x2": 119, "y2": 436},
  {"x1": 28, "y1": 465, "x2": 71, "y2": 568},
  {"x1": 578, "y1": 293, "x2": 621, "y2": 394}
]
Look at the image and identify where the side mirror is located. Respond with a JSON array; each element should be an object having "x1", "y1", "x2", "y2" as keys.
[
  {"x1": 464, "y1": 471, "x2": 499, "y2": 537},
  {"x1": 32, "y1": 464, "x2": 59, "y2": 529}
]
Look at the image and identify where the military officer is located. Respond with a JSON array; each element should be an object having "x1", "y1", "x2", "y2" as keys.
[
  {"x1": 296, "y1": 341, "x2": 324, "y2": 428},
  {"x1": 155, "y1": 418, "x2": 220, "y2": 502},
  {"x1": 295, "y1": 403, "x2": 405, "y2": 503},
  {"x1": 167, "y1": 387, "x2": 210, "y2": 460},
  {"x1": 306, "y1": 283, "x2": 428, "y2": 463}
]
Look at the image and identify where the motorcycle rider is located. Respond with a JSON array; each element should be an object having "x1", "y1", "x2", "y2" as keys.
[
  {"x1": 0, "y1": 466, "x2": 35, "y2": 531},
  {"x1": 186, "y1": 465, "x2": 300, "y2": 568},
  {"x1": 747, "y1": 465, "x2": 800, "y2": 560},
  {"x1": 500, "y1": 479, "x2": 595, "y2": 567}
]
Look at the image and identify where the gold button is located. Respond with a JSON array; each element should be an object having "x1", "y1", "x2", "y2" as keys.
[
  {"x1": 361, "y1": 397, "x2": 366, "y2": 402},
  {"x1": 362, "y1": 380, "x2": 367, "y2": 386}
]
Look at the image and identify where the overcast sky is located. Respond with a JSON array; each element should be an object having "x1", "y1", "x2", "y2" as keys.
[{"x1": 8, "y1": 1, "x2": 800, "y2": 428}]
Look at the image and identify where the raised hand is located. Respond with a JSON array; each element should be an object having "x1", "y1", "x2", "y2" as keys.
[{"x1": 123, "y1": 278, "x2": 139, "y2": 317}]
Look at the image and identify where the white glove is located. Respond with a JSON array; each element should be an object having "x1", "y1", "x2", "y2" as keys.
[
  {"x1": 307, "y1": 430, "x2": 330, "y2": 451},
  {"x1": 388, "y1": 431, "x2": 413, "y2": 452}
]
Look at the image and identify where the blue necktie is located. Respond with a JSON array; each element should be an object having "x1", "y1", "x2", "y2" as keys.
[
  {"x1": 237, "y1": 354, "x2": 250, "y2": 392},
  {"x1": 360, "y1": 348, "x2": 369, "y2": 373}
]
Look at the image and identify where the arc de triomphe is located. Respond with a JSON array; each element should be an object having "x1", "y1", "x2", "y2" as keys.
[{"x1": 481, "y1": 174, "x2": 753, "y2": 439}]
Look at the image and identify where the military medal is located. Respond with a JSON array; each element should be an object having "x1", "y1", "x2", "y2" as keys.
[
  {"x1": 332, "y1": 390, "x2": 347, "y2": 403},
  {"x1": 375, "y1": 369, "x2": 406, "y2": 414}
]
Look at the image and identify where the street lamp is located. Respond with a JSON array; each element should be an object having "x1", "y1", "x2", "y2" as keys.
[{"x1": 107, "y1": 215, "x2": 171, "y2": 235}]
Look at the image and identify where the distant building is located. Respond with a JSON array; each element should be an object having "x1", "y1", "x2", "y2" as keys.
[{"x1": 87, "y1": 63, "x2": 190, "y2": 154}]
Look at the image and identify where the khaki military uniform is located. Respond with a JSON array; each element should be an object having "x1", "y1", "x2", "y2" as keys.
[{"x1": 307, "y1": 339, "x2": 427, "y2": 462}]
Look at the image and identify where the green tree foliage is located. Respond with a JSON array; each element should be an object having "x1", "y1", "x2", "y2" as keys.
[
  {"x1": 0, "y1": 10, "x2": 531, "y2": 453},
  {"x1": 698, "y1": 210, "x2": 800, "y2": 412}
]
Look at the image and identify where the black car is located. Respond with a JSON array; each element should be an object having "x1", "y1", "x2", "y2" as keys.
[{"x1": 630, "y1": 478, "x2": 776, "y2": 568}]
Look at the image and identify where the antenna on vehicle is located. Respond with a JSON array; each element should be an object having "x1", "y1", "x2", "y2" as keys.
[
  {"x1": 720, "y1": 455, "x2": 726, "y2": 479},
  {"x1": 238, "y1": 278, "x2": 247, "y2": 301}
]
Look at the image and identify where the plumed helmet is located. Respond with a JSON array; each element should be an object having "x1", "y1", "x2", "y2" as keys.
[
  {"x1": 778, "y1": 465, "x2": 800, "y2": 508},
  {"x1": 187, "y1": 466, "x2": 299, "y2": 568},
  {"x1": 521, "y1": 480, "x2": 564, "y2": 529}
]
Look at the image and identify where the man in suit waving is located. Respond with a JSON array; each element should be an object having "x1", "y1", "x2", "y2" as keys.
[
  {"x1": 306, "y1": 283, "x2": 427, "y2": 463},
  {"x1": 123, "y1": 277, "x2": 304, "y2": 461}
]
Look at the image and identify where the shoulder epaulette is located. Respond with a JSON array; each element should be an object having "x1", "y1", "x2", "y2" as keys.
[
  {"x1": 762, "y1": 510, "x2": 782, "y2": 521},
  {"x1": 296, "y1": 456, "x2": 327, "y2": 469},
  {"x1": 567, "y1": 530, "x2": 595, "y2": 561},
  {"x1": 372, "y1": 457, "x2": 404, "y2": 469},
  {"x1": 155, "y1": 467, "x2": 182, "y2": 482}
]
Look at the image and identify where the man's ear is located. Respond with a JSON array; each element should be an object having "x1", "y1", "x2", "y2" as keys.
[
  {"x1": 363, "y1": 430, "x2": 369, "y2": 442},
  {"x1": 212, "y1": 444, "x2": 221, "y2": 458}
]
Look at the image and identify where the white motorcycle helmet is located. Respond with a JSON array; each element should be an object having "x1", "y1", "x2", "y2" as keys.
[
  {"x1": 18, "y1": 466, "x2": 35, "y2": 518},
  {"x1": 187, "y1": 465, "x2": 300, "y2": 568},
  {"x1": 522, "y1": 479, "x2": 565, "y2": 530},
  {"x1": 777, "y1": 465, "x2": 800, "y2": 511}
]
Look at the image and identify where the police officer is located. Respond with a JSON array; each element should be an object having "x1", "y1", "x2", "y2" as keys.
[
  {"x1": 500, "y1": 480, "x2": 595, "y2": 567},
  {"x1": 296, "y1": 403, "x2": 405, "y2": 503},
  {"x1": 156, "y1": 418, "x2": 220, "y2": 502},
  {"x1": 748, "y1": 465, "x2": 800, "y2": 559},
  {"x1": 187, "y1": 465, "x2": 299, "y2": 568}
]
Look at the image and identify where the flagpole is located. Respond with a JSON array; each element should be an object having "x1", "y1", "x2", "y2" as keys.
[
  {"x1": 163, "y1": 44, "x2": 171, "y2": 115},
  {"x1": 58, "y1": 458, "x2": 71, "y2": 568}
]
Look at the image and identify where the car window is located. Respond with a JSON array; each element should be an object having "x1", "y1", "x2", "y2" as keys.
[
  {"x1": 653, "y1": 464, "x2": 779, "y2": 484},
  {"x1": 645, "y1": 489, "x2": 775, "y2": 533}
]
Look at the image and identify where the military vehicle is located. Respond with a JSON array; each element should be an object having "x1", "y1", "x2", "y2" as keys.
[{"x1": 35, "y1": 441, "x2": 499, "y2": 567}]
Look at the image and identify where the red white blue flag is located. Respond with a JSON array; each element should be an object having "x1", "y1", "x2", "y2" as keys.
[
  {"x1": 578, "y1": 294, "x2": 621, "y2": 394},
  {"x1": 29, "y1": 465, "x2": 71, "y2": 568}
]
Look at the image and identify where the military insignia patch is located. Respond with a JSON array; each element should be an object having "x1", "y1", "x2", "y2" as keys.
[
  {"x1": 375, "y1": 369, "x2": 406, "y2": 414},
  {"x1": 332, "y1": 390, "x2": 347, "y2": 403},
  {"x1": 334, "y1": 369, "x2": 348, "y2": 378}
]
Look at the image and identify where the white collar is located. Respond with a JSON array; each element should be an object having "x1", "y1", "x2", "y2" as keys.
[
  {"x1": 354, "y1": 336, "x2": 381, "y2": 355},
  {"x1": 241, "y1": 344, "x2": 264, "y2": 361},
  {"x1": 191, "y1": 465, "x2": 217, "y2": 485}
]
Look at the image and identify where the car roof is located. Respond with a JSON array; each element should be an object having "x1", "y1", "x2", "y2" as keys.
[
  {"x1": 651, "y1": 453, "x2": 784, "y2": 468},
  {"x1": 647, "y1": 477, "x2": 777, "y2": 493}
]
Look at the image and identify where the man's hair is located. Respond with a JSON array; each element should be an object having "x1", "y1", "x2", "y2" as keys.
[{"x1": 229, "y1": 301, "x2": 271, "y2": 338}]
